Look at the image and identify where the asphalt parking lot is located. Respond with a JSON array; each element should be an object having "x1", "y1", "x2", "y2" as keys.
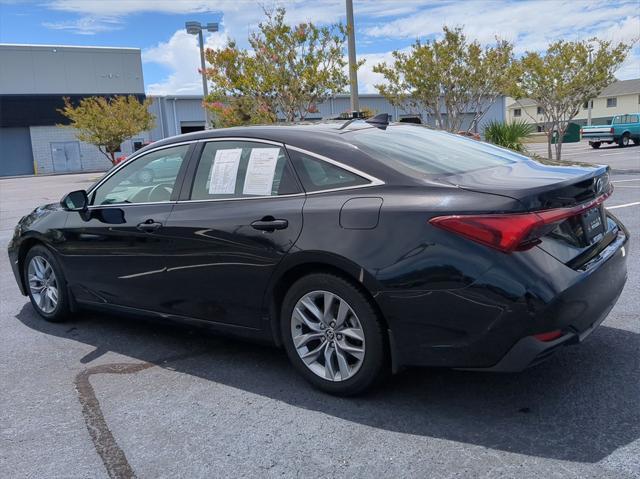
[
  {"x1": 525, "y1": 139, "x2": 640, "y2": 173},
  {"x1": 1, "y1": 158, "x2": 639, "y2": 478}
]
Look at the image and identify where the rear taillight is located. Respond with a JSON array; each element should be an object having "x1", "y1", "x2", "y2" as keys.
[
  {"x1": 429, "y1": 191, "x2": 611, "y2": 253},
  {"x1": 580, "y1": 128, "x2": 583, "y2": 135},
  {"x1": 610, "y1": 127, "x2": 614, "y2": 134}
]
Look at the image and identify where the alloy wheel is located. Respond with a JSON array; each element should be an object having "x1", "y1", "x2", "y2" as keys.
[
  {"x1": 291, "y1": 290, "x2": 365, "y2": 382},
  {"x1": 28, "y1": 256, "x2": 58, "y2": 314}
]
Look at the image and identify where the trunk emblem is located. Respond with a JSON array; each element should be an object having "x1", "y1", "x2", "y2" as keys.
[{"x1": 595, "y1": 178, "x2": 604, "y2": 194}]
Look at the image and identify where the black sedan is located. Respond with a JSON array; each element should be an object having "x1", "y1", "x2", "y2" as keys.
[{"x1": 8, "y1": 117, "x2": 629, "y2": 395}]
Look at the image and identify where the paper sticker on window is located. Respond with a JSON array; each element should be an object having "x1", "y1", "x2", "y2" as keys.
[
  {"x1": 242, "y1": 148, "x2": 280, "y2": 196},
  {"x1": 208, "y1": 148, "x2": 242, "y2": 194}
]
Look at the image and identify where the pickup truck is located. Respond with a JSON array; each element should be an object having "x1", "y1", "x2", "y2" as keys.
[{"x1": 581, "y1": 113, "x2": 640, "y2": 148}]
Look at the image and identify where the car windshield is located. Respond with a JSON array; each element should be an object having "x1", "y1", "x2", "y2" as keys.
[{"x1": 345, "y1": 124, "x2": 527, "y2": 176}]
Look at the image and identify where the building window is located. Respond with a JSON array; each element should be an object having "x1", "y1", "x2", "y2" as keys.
[
  {"x1": 513, "y1": 108, "x2": 521, "y2": 117},
  {"x1": 583, "y1": 100, "x2": 593, "y2": 109},
  {"x1": 606, "y1": 97, "x2": 617, "y2": 108},
  {"x1": 537, "y1": 125, "x2": 544, "y2": 132},
  {"x1": 537, "y1": 106, "x2": 544, "y2": 115}
]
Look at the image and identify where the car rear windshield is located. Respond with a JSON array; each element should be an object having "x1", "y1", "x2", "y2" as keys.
[{"x1": 346, "y1": 124, "x2": 525, "y2": 176}]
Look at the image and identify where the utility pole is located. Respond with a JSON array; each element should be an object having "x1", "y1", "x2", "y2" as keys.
[
  {"x1": 345, "y1": 0, "x2": 359, "y2": 116},
  {"x1": 587, "y1": 48, "x2": 593, "y2": 126}
]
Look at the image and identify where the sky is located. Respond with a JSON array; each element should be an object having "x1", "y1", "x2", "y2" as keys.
[{"x1": 0, "y1": 0, "x2": 638, "y2": 95}]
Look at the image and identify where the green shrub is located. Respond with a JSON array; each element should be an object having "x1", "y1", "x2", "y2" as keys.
[{"x1": 483, "y1": 120, "x2": 534, "y2": 152}]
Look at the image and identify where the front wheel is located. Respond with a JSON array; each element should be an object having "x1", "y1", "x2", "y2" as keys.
[
  {"x1": 23, "y1": 245, "x2": 71, "y2": 322},
  {"x1": 281, "y1": 273, "x2": 388, "y2": 395},
  {"x1": 590, "y1": 142, "x2": 601, "y2": 149}
]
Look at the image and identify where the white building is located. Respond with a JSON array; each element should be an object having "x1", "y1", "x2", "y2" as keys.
[{"x1": 506, "y1": 78, "x2": 640, "y2": 130}]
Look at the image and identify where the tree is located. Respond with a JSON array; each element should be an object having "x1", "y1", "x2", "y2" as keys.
[
  {"x1": 373, "y1": 27, "x2": 516, "y2": 133},
  {"x1": 510, "y1": 39, "x2": 632, "y2": 161},
  {"x1": 59, "y1": 95, "x2": 155, "y2": 165},
  {"x1": 204, "y1": 7, "x2": 353, "y2": 126}
]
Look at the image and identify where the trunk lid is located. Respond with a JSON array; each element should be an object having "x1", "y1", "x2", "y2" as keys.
[
  {"x1": 437, "y1": 159, "x2": 617, "y2": 267},
  {"x1": 439, "y1": 159, "x2": 610, "y2": 210}
]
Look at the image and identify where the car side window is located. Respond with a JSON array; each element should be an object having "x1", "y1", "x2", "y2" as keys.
[
  {"x1": 190, "y1": 141, "x2": 300, "y2": 200},
  {"x1": 288, "y1": 149, "x2": 370, "y2": 192},
  {"x1": 628, "y1": 115, "x2": 638, "y2": 123},
  {"x1": 91, "y1": 144, "x2": 190, "y2": 206}
]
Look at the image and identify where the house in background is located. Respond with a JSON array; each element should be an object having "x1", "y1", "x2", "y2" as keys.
[{"x1": 506, "y1": 78, "x2": 640, "y2": 131}]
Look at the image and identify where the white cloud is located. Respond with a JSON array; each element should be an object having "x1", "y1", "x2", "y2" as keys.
[
  {"x1": 143, "y1": 29, "x2": 228, "y2": 95},
  {"x1": 42, "y1": 16, "x2": 122, "y2": 35},
  {"x1": 45, "y1": 0, "x2": 639, "y2": 93}
]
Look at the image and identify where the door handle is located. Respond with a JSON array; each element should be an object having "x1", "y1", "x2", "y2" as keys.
[
  {"x1": 136, "y1": 219, "x2": 162, "y2": 232},
  {"x1": 250, "y1": 217, "x2": 288, "y2": 232}
]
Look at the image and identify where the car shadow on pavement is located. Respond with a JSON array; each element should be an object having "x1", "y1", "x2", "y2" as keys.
[{"x1": 15, "y1": 303, "x2": 640, "y2": 464}]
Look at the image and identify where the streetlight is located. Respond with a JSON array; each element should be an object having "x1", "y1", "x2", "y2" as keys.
[
  {"x1": 186, "y1": 21, "x2": 219, "y2": 128},
  {"x1": 345, "y1": 0, "x2": 359, "y2": 117}
]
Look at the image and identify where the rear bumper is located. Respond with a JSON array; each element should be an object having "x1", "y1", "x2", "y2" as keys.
[
  {"x1": 378, "y1": 226, "x2": 628, "y2": 371},
  {"x1": 585, "y1": 136, "x2": 614, "y2": 142},
  {"x1": 462, "y1": 280, "x2": 620, "y2": 372}
]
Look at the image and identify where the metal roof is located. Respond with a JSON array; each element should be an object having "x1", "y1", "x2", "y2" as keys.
[{"x1": 507, "y1": 79, "x2": 640, "y2": 109}]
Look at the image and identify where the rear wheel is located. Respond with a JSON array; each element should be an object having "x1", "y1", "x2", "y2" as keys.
[
  {"x1": 281, "y1": 273, "x2": 387, "y2": 395},
  {"x1": 618, "y1": 134, "x2": 630, "y2": 147},
  {"x1": 23, "y1": 245, "x2": 71, "y2": 322},
  {"x1": 590, "y1": 142, "x2": 601, "y2": 149}
]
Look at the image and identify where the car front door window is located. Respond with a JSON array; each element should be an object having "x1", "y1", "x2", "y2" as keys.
[{"x1": 92, "y1": 145, "x2": 190, "y2": 206}]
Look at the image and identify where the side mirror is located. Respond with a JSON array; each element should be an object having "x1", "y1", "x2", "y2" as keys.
[{"x1": 61, "y1": 190, "x2": 88, "y2": 211}]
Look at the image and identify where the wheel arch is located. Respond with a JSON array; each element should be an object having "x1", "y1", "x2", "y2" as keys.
[
  {"x1": 16, "y1": 235, "x2": 48, "y2": 294},
  {"x1": 264, "y1": 252, "x2": 389, "y2": 348}
]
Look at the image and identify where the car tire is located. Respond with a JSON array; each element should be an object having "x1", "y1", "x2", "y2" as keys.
[
  {"x1": 281, "y1": 273, "x2": 388, "y2": 396},
  {"x1": 618, "y1": 134, "x2": 630, "y2": 147},
  {"x1": 590, "y1": 142, "x2": 601, "y2": 149},
  {"x1": 23, "y1": 245, "x2": 71, "y2": 322}
]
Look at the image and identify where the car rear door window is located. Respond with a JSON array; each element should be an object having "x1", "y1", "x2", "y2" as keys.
[
  {"x1": 287, "y1": 149, "x2": 370, "y2": 192},
  {"x1": 190, "y1": 141, "x2": 300, "y2": 200},
  {"x1": 91, "y1": 144, "x2": 190, "y2": 205}
]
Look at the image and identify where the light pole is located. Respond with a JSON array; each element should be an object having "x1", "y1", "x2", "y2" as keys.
[
  {"x1": 186, "y1": 21, "x2": 219, "y2": 128},
  {"x1": 345, "y1": 0, "x2": 359, "y2": 117}
]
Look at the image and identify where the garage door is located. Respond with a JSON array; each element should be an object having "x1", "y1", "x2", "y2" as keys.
[{"x1": 0, "y1": 127, "x2": 34, "y2": 176}]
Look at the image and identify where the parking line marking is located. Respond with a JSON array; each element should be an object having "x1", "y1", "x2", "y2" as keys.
[
  {"x1": 607, "y1": 201, "x2": 640, "y2": 209},
  {"x1": 601, "y1": 152, "x2": 627, "y2": 156},
  {"x1": 612, "y1": 179, "x2": 640, "y2": 183}
]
